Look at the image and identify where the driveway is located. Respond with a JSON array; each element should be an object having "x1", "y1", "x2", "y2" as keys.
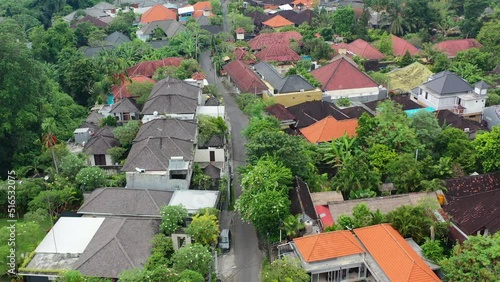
[{"x1": 200, "y1": 50, "x2": 263, "y2": 282}]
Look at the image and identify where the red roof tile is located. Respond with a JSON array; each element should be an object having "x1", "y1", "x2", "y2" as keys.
[
  {"x1": 435, "y1": 39, "x2": 483, "y2": 57},
  {"x1": 265, "y1": 103, "x2": 295, "y2": 121},
  {"x1": 112, "y1": 75, "x2": 155, "y2": 100},
  {"x1": 315, "y1": 205, "x2": 334, "y2": 228},
  {"x1": 140, "y1": 4, "x2": 177, "y2": 23},
  {"x1": 191, "y1": 72, "x2": 206, "y2": 80},
  {"x1": 235, "y1": 28, "x2": 245, "y2": 34},
  {"x1": 255, "y1": 44, "x2": 301, "y2": 62},
  {"x1": 299, "y1": 116, "x2": 358, "y2": 143},
  {"x1": 193, "y1": 1, "x2": 211, "y2": 11},
  {"x1": 354, "y1": 224, "x2": 441, "y2": 282},
  {"x1": 391, "y1": 35, "x2": 420, "y2": 56},
  {"x1": 233, "y1": 47, "x2": 256, "y2": 64},
  {"x1": 293, "y1": 230, "x2": 365, "y2": 262},
  {"x1": 192, "y1": 10, "x2": 212, "y2": 18},
  {"x1": 126, "y1": 57, "x2": 183, "y2": 77},
  {"x1": 347, "y1": 39, "x2": 385, "y2": 60},
  {"x1": 311, "y1": 57, "x2": 378, "y2": 91},
  {"x1": 248, "y1": 31, "x2": 302, "y2": 50},
  {"x1": 262, "y1": 14, "x2": 294, "y2": 28},
  {"x1": 223, "y1": 60, "x2": 268, "y2": 93}
]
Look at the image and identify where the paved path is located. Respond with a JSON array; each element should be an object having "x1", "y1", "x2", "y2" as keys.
[{"x1": 200, "y1": 49, "x2": 263, "y2": 282}]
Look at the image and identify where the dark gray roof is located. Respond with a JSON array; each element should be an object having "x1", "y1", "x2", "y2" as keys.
[
  {"x1": 288, "y1": 9, "x2": 315, "y2": 25},
  {"x1": 122, "y1": 137, "x2": 194, "y2": 172},
  {"x1": 141, "y1": 94, "x2": 198, "y2": 115},
  {"x1": 82, "y1": 45, "x2": 116, "y2": 57},
  {"x1": 83, "y1": 126, "x2": 120, "y2": 155},
  {"x1": 149, "y1": 76, "x2": 201, "y2": 99},
  {"x1": 110, "y1": 98, "x2": 140, "y2": 114},
  {"x1": 424, "y1": 72, "x2": 473, "y2": 95},
  {"x1": 86, "y1": 111, "x2": 105, "y2": 125},
  {"x1": 134, "y1": 118, "x2": 197, "y2": 142},
  {"x1": 253, "y1": 62, "x2": 315, "y2": 93},
  {"x1": 200, "y1": 134, "x2": 224, "y2": 148},
  {"x1": 104, "y1": 31, "x2": 131, "y2": 45},
  {"x1": 201, "y1": 25, "x2": 223, "y2": 34},
  {"x1": 78, "y1": 188, "x2": 173, "y2": 217},
  {"x1": 196, "y1": 15, "x2": 211, "y2": 26},
  {"x1": 74, "y1": 217, "x2": 159, "y2": 278},
  {"x1": 475, "y1": 80, "x2": 490, "y2": 89},
  {"x1": 114, "y1": 0, "x2": 165, "y2": 7},
  {"x1": 289, "y1": 177, "x2": 318, "y2": 221},
  {"x1": 205, "y1": 96, "x2": 220, "y2": 106},
  {"x1": 149, "y1": 40, "x2": 169, "y2": 49},
  {"x1": 138, "y1": 20, "x2": 185, "y2": 37},
  {"x1": 93, "y1": 1, "x2": 116, "y2": 9},
  {"x1": 85, "y1": 7, "x2": 109, "y2": 18},
  {"x1": 203, "y1": 164, "x2": 221, "y2": 179}
]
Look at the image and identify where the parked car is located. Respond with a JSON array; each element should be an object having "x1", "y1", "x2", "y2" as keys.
[{"x1": 219, "y1": 229, "x2": 231, "y2": 252}]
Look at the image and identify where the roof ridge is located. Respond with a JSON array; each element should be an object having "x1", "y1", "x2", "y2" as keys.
[
  {"x1": 144, "y1": 139, "x2": 169, "y2": 170},
  {"x1": 307, "y1": 233, "x2": 321, "y2": 262},
  {"x1": 78, "y1": 188, "x2": 106, "y2": 210},
  {"x1": 114, "y1": 218, "x2": 136, "y2": 268},
  {"x1": 145, "y1": 189, "x2": 161, "y2": 212},
  {"x1": 380, "y1": 224, "x2": 418, "y2": 267}
]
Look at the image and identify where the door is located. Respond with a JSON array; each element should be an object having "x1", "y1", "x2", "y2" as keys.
[
  {"x1": 209, "y1": 150, "x2": 215, "y2": 162},
  {"x1": 94, "y1": 154, "x2": 106, "y2": 166}
]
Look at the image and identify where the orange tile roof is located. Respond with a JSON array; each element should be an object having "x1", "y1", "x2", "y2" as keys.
[
  {"x1": 191, "y1": 72, "x2": 206, "y2": 80},
  {"x1": 248, "y1": 31, "x2": 302, "y2": 50},
  {"x1": 391, "y1": 35, "x2": 420, "y2": 56},
  {"x1": 299, "y1": 116, "x2": 358, "y2": 143},
  {"x1": 141, "y1": 4, "x2": 177, "y2": 23},
  {"x1": 262, "y1": 15, "x2": 294, "y2": 28},
  {"x1": 354, "y1": 224, "x2": 441, "y2": 282},
  {"x1": 292, "y1": 0, "x2": 316, "y2": 7},
  {"x1": 112, "y1": 75, "x2": 155, "y2": 100},
  {"x1": 193, "y1": 1, "x2": 211, "y2": 11},
  {"x1": 293, "y1": 230, "x2": 365, "y2": 262}
]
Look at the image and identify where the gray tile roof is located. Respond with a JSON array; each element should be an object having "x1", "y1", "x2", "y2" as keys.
[
  {"x1": 253, "y1": 62, "x2": 315, "y2": 93},
  {"x1": 205, "y1": 96, "x2": 220, "y2": 106},
  {"x1": 74, "y1": 217, "x2": 160, "y2": 278},
  {"x1": 424, "y1": 72, "x2": 473, "y2": 95},
  {"x1": 134, "y1": 118, "x2": 197, "y2": 142},
  {"x1": 104, "y1": 31, "x2": 131, "y2": 45},
  {"x1": 203, "y1": 164, "x2": 221, "y2": 179},
  {"x1": 201, "y1": 25, "x2": 223, "y2": 34},
  {"x1": 196, "y1": 15, "x2": 211, "y2": 26},
  {"x1": 110, "y1": 98, "x2": 140, "y2": 114},
  {"x1": 85, "y1": 111, "x2": 105, "y2": 125},
  {"x1": 149, "y1": 40, "x2": 169, "y2": 49},
  {"x1": 141, "y1": 94, "x2": 198, "y2": 115},
  {"x1": 200, "y1": 134, "x2": 224, "y2": 148},
  {"x1": 122, "y1": 137, "x2": 194, "y2": 172},
  {"x1": 78, "y1": 188, "x2": 173, "y2": 217},
  {"x1": 149, "y1": 76, "x2": 201, "y2": 99},
  {"x1": 475, "y1": 80, "x2": 490, "y2": 89},
  {"x1": 93, "y1": 1, "x2": 116, "y2": 9},
  {"x1": 83, "y1": 126, "x2": 119, "y2": 155},
  {"x1": 138, "y1": 20, "x2": 185, "y2": 37},
  {"x1": 82, "y1": 45, "x2": 116, "y2": 57}
]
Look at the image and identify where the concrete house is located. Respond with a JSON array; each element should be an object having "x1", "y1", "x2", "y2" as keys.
[
  {"x1": 482, "y1": 105, "x2": 500, "y2": 130},
  {"x1": 254, "y1": 62, "x2": 322, "y2": 107},
  {"x1": 82, "y1": 126, "x2": 120, "y2": 166},
  {"x1": 109, "y1": 97, "x2": 141, "y2": 123},
  {"x1": 136, "y1": 19, "x2": 185, "y2": 42},
  {"x1": 410, "y1": 71, "x2": 488, "y2": 120}
]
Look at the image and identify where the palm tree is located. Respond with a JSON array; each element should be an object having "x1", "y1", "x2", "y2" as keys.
[
  {"x1": 283, "y1": 214, "x2": 305, "y2": 240},
  {"x1": 41, "y1": 118, "x2": 59, "y2": 174},
  {"x1": 320, "y1": 133, "x2": 357, "y2": 169}
]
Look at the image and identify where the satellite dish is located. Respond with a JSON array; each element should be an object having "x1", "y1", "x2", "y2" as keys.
[{"x1": 153, "y1": 111, "x2": 158, "y2": 116}]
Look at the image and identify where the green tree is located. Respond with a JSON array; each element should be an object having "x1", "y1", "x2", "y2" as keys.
[
  {"x1": 332, "y1": 155, "x2": 381, "y2": 198},
  {"x1": 473, "y1": 127, "x2": 500, "y2": 173},
  {"x1": 409, "y1": 110, "x2": 442, "y2": 149},
  {"x1": 352, "y1": 203, "x2": 375, "y2": 228},
  {"x1": 129, "y1": 81, "x2": 155, "y2": 105},
  {"x1": 192, "y1": 164, "x2": 214, "y2": 190},
  {"x1": 100, "y1": 115, "x2": 118, "y2": 127},
  {"x1": 320, "y1": 134, "x2": 357, "y2": 169},
  {"x1": 59, "y1": 154, "x2": 87, "y2": 179},
  {"x1": 30, "y1": 20, "x2": 76, "y2": 63},
  {"x1": 460, "y1": 0, "x2": 489, "y2": 38},
  {"x1": 477, "y1": 20, "x2": 500, "y2": 61},
  {"x1": 398, "y1": 51, "x2": 414, "y2": 66},
  {"x1": 177, "y1": 270, "x2": 205, "y2": 282},
  {"x1": 333, "y1": 6, "x2": 355, "y2": 36},
  {"x1": 236, "y1": 189, "x2": 291, "y2": 239},
  {"x1": 144, "y1": 234, "x2": 175, "y2": 270},
  {"x1": 454, "y1": 48, "x2": 495, "y2": 72},
  {"x1": 435, "y1": 127, "x2": 477, "y2": 173},
  {"x1": 262, "y1": 258, "x2": 310, "y2": 282},
  {"x1": 367, "y1": 144, "x2": 397, "y2": 175},
  {"x1": 171, "y1": 243, "x2": 213, "y2": 277},
  {"x1": 228, "y1": 13, "x2": 254, "y2": 34},
  {"x1": 160, "y1": 205, "x2": 188, "y2": 235},
  {"x1": 113, "y1": 120, "x2": 140, "y2": 149},
  {"x1": 198, "y1": 115, "x2": 228, "y2": 146},
  {"x1": 186, "y1": 213, "x2": 220, "y2": 246},
  {"x1": 421, "y1": 239, "x2": 445, "y2": 263},
  {"x1": 240, "y1": 156, "x2": 293, "y2": 194},
  {"x1": 242, "y1": 116, "x2": 280, "y2": 140},
  {"x1": 28, "y1": 188, "x2": 80, "y2": 217},
  {"x1": 75, "y1": 166, "x2": 106, "y2": 191},
  {"x1": 450, "y1": 62, "x2": 486, "y2": 84},
  {"x1": 386, "y1": 154, "x2": 422, "y2": 193},
  {"x1": 441, "y1": 233, "x2": 500, "y2": 281},
  {"x1": 282, "y1": 214, "x2": 305, "y2": 240}
]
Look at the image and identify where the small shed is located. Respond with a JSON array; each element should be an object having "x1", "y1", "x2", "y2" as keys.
[
  {"x1": 482, "y1": 105, "x2": 500, "y2": 130},
  {"x1": 74, "y1": 128, "x2": 92, "y2": 145}
]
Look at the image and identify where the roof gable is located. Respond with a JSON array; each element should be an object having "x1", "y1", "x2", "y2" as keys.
[
  {"x1": 134, "y1": 118, "x2": 197, "y2": 142},
  {"x1": 255, "y1": 44, "x2": 301, "y2": 62},
  {"x1": 149, "y1": 76, "x2": 200, "y2": 99},
  {"x1": 293, "y1": 230, "x2": 365, "y2": 262},
  {"x1": 223, "y1": 60, "x2": 268, "y2": 93},
  {"x1": 299, "y1": 116, "x2": 358, "y2": 143},
  {"x1": 347, "y1": 39, "x2": 385, "y2": 60},
  {"x1": 265, "y1": 103, "x2": 295, "y2": 121},
  {"x1": 391, "y1": 35, "x2": 419, "y2": 56},
  {"x1": 435, "y1": 39, "x2": 483, "y2": 57},
  {"x1": 83, "y1": 126, "x2": 120, "y2": 155},
  {"x1": 105, "y1": 31, "x2": 131, "y2": 45},
  {"x1": 140, "y1": 4, "x2": 177, "y2": 23},
  {"x1": 78, "y1": 188, "x2": 173, "y2": 216},
  {"x1": 354, "y1": 224, "x2": 441, "y2": 282},
  {"x1": 110, "y1": 98, "x2": 140, "y2": 113},
  {"x1": 423, "y1": 72, "x2": 473, "y2": 95},
  {"x1": 311, "y1": 58, "x2": 378, "y2": 91},
  {"x1": 248, "y1": 31, "x2": 302, "y2": 50}
]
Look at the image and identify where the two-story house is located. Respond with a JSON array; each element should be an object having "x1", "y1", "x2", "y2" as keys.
[{"x1": 410, "y1": 71, "x2": 489, "y2": 120}]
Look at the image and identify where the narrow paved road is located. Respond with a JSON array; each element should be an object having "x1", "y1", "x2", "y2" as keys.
[{"x1": 200, "y1": 50, "x2": 263, "y2": 282}]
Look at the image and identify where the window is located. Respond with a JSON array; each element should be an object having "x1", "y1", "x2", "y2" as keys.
[
  {"x1": 425, "y1": 92, "x2": 428, "y2": 99},
  {"x1": 210, "y1": 151, "x2": 215, "y2": 162},
  {"x1": 94, "y1": 154, "x2": 106, "y2": 166}
]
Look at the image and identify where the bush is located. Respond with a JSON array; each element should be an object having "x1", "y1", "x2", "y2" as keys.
[
  {"x1": 171, "y1": 243, "x2": 213, "y2": 277},
  {"x1": 75, "y1": 166, "x2": 107, "y2": 191},
  {"x1": 100, "y1": 115, "x2": 117, "y2": 127},
  {"x1": 59, "y1": 154, "x2": 87, "y2": 179},
  {"x1": 160, "y1": 205, "x2": 188, "y2": 235},
  {"x1": 336, "y1": 97, "x2": 351, "y2": 107}
]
